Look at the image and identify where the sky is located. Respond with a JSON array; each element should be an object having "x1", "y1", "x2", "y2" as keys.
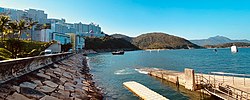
[{"x1": 1, "y1": 0, "x2": 250, "y2": 40}]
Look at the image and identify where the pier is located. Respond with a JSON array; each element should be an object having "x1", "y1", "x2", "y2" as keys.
[
  {"x1": 123, "y1": 81, "x2": 168, "y2": 100},
  {"x1": 138, "y1": 68, "x2": 250, "y2": 100}
]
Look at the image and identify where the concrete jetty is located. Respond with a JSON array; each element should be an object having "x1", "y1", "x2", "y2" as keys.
[
  {"x1": 138, "y1": 68, "x2": 250, "y2": 100},
  {"x1": 123, "y1": 81, "x2": 168, "y2": 100}
]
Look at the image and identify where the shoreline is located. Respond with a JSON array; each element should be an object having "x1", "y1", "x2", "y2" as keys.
[{"x1": 0, "y1": 54, "x2": 103, "y2": 100}]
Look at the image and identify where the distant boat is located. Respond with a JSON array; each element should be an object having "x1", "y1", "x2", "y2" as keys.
[
  {"x1": 214, "y1": 49, "x2": 217, "y2": 52},
  {"x1": 112, "y1": 50, "x2": 125, "y2": 55},
  {"x1": 231, "y1": 45, "x2": 238, "y2": 53}
]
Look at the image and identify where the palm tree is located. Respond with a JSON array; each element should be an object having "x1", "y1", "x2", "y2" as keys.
[
  {"x1": 16, "y1": 19, "x2": 28, "y2": 40},
  {"x1": 0, "y1": 15, "x2": 10, "y2": 43},
  {"x1": 8, "y1": 21, "x2": 19, "y2": 38},
  {"x1": 27, "y1": 18, "x2": 38, "y2": 41}
]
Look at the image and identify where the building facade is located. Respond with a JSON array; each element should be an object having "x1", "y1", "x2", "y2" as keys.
[
  {"x1": 66, "y1": 33, "x2": 85, "y2": 51},
  {"x1": 73, "y1": 22, "x2": 105, "y2": 37}
]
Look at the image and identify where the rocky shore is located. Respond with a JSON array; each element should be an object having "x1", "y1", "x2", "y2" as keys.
[{"x1": 0, "y1": 54, "x2": 103, "y2": 100}]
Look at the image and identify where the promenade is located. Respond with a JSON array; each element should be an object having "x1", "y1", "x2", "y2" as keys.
[{"x1": 0, "y1": 54, "x2": 102, "y2": 100}]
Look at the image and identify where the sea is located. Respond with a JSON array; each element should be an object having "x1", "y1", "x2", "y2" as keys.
[{"x1": 87, "y1": 48, "x2": 250, "y2": 100}]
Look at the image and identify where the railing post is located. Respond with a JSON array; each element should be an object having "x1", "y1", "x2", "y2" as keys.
[
  {"x1": 244, "y1": 74, "x2": 245, "y2": 86},
  {"x1": 214, "y1": 73, "x2": 215, "y2": 88},
  {"x1": 233, "y1": 76, "x2": 234, "y2": 85},
  {"x1": 223, "y1": 74, "x2": 224, "y2": 83}
]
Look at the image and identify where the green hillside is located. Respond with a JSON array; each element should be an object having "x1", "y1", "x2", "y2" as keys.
[
  {"x1": 85, "y1": 36, "x2": 139, "y2": 51},
  {"x1": 132, "y1": 32, "x2": 202, "y2": 49}
]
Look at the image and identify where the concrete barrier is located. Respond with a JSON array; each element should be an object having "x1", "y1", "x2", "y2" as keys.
[
  {"x1": 185, "y1": 68, "x2": 196, "y2": 91},
  {"x1": 0, "y1": 52, "x2": 73, "y2": 84}
]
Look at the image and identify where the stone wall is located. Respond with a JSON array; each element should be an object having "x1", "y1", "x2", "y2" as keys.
[
  {"x1": 0, "y1": 54, "x2": 103, "y2": 100},
  {"x1": 0, "y1": 52, "x2": 72, "y2": 84}
]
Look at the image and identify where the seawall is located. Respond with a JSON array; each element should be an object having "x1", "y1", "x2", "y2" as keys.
[{"x1": 0, "y1": 54, "x2": 103, "y2": 100}]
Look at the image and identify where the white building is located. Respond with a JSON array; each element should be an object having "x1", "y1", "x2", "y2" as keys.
[
  {"x1": 33, "y1": 29, "x2": 51, "y2": 42},
  {"x1": 0, "y1": 7, "x2": 48, "y2": 24},
  {"x1": 0, "y1": 7, "x2": 26, "y2": 21},
  {"x1": 73, "y1": 22, "x2": 105, "y2": 37},
  {"x1": 25, "y1": 9, "x2": 48, "y2": 24}
]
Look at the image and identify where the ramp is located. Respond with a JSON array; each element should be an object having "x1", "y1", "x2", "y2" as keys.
[{"x1": 123, "y1": 81, "x2": 168, "y2": 100}]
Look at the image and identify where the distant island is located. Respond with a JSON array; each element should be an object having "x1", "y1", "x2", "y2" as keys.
[
  {"x1": 190, "y1": 35, "x2": 250, "y2": 46},
  {"x1": 112, "y1": 32, "x2": 202, "y2": 50},
  {"x1": 204, "y1": 42, "x2": 250, "y2": 48}
]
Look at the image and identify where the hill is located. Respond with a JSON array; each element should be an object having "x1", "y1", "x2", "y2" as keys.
[
  {"x1": 85, "y1": 36, "x2": 139, "y2": 51},
  {"x1": 190, "y1": 36, "x2": 250, "y2": 46},
  {"x1": 204, "y1": 42, "x2": 250, "y2": 48},
  {"x1": 132, "y1": 32, "x2": 202, "y2": 49},
  {"x1": 111, "y1": 34, "x2": 133, "y2": 42}
]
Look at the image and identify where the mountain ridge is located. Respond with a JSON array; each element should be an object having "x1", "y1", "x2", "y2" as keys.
[{"x1": 190, "y1": 35, "x2": 250, "y2": 46}]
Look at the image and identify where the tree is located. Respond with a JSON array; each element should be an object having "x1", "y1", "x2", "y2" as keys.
[
  {"x1": 7, "y1": 21, "x2": 19, "y2": 38},
  {"x1": 27, "y1": 18, "x2": 38, "y2": 41},
  {"x1": 16, "y1": 19, "x2": 29, "y2": 40},
  {"x1": 0, "y1": 15, "x2": 10, "y2": 43}
]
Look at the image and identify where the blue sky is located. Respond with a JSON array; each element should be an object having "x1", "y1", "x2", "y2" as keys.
[{"x1": 1, "y1": 0, "x2": 250, "y2": 40}]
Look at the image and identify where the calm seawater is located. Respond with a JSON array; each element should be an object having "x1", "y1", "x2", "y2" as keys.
[{"x1": 88, "y1": 48, "x2": 250, "y2": 100}]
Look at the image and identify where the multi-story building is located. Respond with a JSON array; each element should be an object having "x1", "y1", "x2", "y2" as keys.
[
  {"x1": 0, "y1": 7, "x2": 48, "y2": 24},
  {"x1": 0, "y1": 7, "x2": 26, "y2": 21},
  {"x1": 0, "y1": 7, "x2": 105, "y2": 52},
  {"x1": 73, "y1": 22, "x2": 105, "y2": 37},
  {"x1": 25, "y1": 9, "x2": 48, "y2": 24},
  {"x1": 52, "y1": 33, "x2": 71, "y2": 45},
  {"x1": 66, "y1": 33, "x2": 85, "y2": 51}
]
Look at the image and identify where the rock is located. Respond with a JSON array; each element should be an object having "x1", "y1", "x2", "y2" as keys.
[
  {"x1": 64, "y1": 82, "x2": 75, "y2": 87},
  {"x1": 58, "y1": 90, "x2": 70, "y2": 96},
  {"x1": 74, "y1": 98, "x2": 82, "y2": 100},
  {"x1": 6, "y1": 92, "x2": 31, "y2": 100},
  {"x1": 67, "y1": 69, "x2": 76, "y2": 74},
  {"x1": 75, "y1": 83, "x2": 83, "y2": 89},
  {"x1": 38, "y1": 70, "x2": 44, "y2": 74},
  {"x1": 70, "y1": 92, "x2": 88, "y2": 100},
  {"x1": 82, "y1": 86, "x2": 88, "y2": 91},
  {"x1": 63, "y1": 72, "x2": 72, "y2": 79},
  {"x1": 0, "y1": 92, "x2": 9, "y2": 99},
  {"x1": 40, "y1": 95, "x2": 60, "y2": 100},
  {"x1": 37, "y1": 73, "x2": 51, "y2": 79},
  {"x1": 19, "y1": 82, "x2": 37, "y2": 89},
  {"x1": 59, "y1": 78, "x2": 67, "y2": 83},
  {"x1": 38, "y1": 86, "x2": 55, "y2": 93},
  {"x1": 20, "y1": 87, "x2": 45, "y2": 99},
  {"x1": 43, "y1": 81, "x2": 58, "y2": 88},
  {"x1": 53, "y1": 64, "x2": 59, "y2": 68},
  {"x1": 45, "y1": 72, "x2": 56, "y2": 78},
  {"x1": 13, "y1": 85, "x2": 20, "y2": 93},
  {"x1": 0, "y1": 84, "x2": 15, "y2": 99},
  {"x1": 32, "y1": 80, "x2": 43, "y2": 86},
  {"x1": 64, "y1": 85, "x2": 74, "y2": 92},
  {"x1": 51, "y1": 92, "x2": 70, "y2": 100},
  {"x1": 58, "y1": 85, "x2": 64, "y2": 90},
  {"x1": 53, "y1": 71, "x2": 61, "y2": 76}
]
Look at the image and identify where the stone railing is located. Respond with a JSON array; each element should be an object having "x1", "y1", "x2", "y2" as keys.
[{"x1": 0, "y1": 52, "x2": 73, "y2": 84}]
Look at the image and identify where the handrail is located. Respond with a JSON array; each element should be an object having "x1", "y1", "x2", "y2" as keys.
[
  {"x1": 196, "y1": 74, "x2": 249, "y2": 100},
  {"x1": 0, "y1": 52, "x2": 73, "y2": 84}
]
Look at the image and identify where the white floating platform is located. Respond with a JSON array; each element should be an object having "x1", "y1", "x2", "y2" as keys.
[{"x1": 123, "y1": 81, "x2": 169, "y2": 100}]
